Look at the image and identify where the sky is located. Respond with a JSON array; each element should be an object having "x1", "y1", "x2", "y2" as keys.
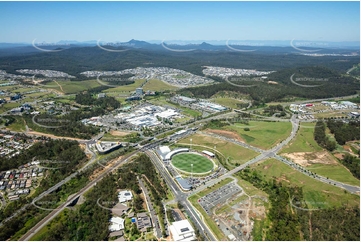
[{"x1": 0, "y1": 1, "x2": 359, "y2": 43}]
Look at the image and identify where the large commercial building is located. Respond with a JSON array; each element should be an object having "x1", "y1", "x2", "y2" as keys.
[{"x1": 193, "y1": 101, "x2": 227, "y2": 113}]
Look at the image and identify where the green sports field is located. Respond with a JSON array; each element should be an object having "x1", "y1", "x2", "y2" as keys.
[{"x1": 171, "y1": 153, "x2": 214, "y2": 173}]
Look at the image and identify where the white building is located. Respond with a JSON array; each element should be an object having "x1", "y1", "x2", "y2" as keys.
[
  {"x1": 118, "y1": 190, "x2": 133, "y2": 203},
  {"x1": 169, "y1": 219, "x2": 196, "y2": 241},
  {"x1": 340, "y1": 101, "x2": 358, "y2": 109},
  {"x1": 202, "y1": 150, "x2": 215, "y2": 158},
  {"x1": 109, "y1": 216, "x2": 125, "y2": 232}
]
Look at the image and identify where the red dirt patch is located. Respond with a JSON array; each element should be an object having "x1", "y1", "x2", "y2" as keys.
[
  {"x1": 283, "y1": 151, "x2": 338, "y2": 167},
  {"x1": 206, "y1": 129, "x2": 245, "y2": 143},
  {"x1": 333, "y1": 153, "x2": 345, "y2": 160}
]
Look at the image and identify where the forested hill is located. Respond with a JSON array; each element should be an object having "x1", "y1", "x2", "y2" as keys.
[
  {"x1": 267, "y1": 66, "x2": 358, "y2": 86},
  {"x1": 178, "y1": 66, "x2": 359, "y2": 103},
  {"x1": 0, "y1": 46, "x2": 359, "y2": 78}
]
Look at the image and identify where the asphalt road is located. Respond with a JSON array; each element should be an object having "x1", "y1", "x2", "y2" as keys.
[
  {"x1": 19, "y1": 151, "x2": 138, "y2": 241},
  {"x1": 195, "y1": 115, "x2": 359, "y2": 194},
  {"x1": 137, "y1": 176, "x2": 162, "y2": 238},
  {"x1": 2, "y1": 96, "x2": 359, "y2": 240},
  {"x1": 145, "y1": 150, "x2": 217, "y2": 241}
]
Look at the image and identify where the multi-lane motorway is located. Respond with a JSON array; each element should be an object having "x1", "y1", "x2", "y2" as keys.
[
  {"x1": 145, "y1": 150, "x2": 217, "y2": 241},
  {"x1": 19, "y1": 151, "x2": 138, "y2": 241},
  {"x1": 2, "y1": 105, "x2": 360, "y2": 241}
]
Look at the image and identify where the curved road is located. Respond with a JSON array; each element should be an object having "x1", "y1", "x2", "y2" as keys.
[{"x1": 195, "y1": 115, "x2": 359, "y2": 194}]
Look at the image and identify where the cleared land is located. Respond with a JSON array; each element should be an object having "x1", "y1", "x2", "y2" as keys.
[
  {"x1": 142, "y1": 79, "x2": 179, "y2": 91},
  {"x1": 211, "y1": 97, "x2": 248, "y2": 109},
  {"x1": 109, "y1": 130, "x2": 133, "y2": 136},
  {"x1": 250, "y1": 159, "x2": 359, "y2": 208},
  {"x1": 172, "y1": 153, "x2": 214, "y2": 173},
  {"x1": 177, "y1": 133, "x2": 259, "y2": 167},
  {"x1": 222, "y1": 121, "x2": 292, "y2": 149},
  {"x1": 43, "y1": 79, "x2": 101, "y2": 94},
  {"x1": 280, "y1": 122, "x2": 322, "y2": 153},
  {"x1": 280, "y1": 122, "x2": 359, "y2": 186},
  {"x1": 103, "y1": 79, "x2": 145, "y2": 94}
]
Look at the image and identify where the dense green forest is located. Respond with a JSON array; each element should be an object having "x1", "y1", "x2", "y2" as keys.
[
  {"x1": 24, "y1": 113, "x2": 99, "y2": 139},
  {"x1": 37, "y1": 174, "x2": 116, "y2": 241},
  {"x1": 21, "y1": 94, "x2": 120, "y2": 139},
  {"x1": 0, "y1": 139, "x2": 88, "y2": 240},
  {"x1": 179, "y1": 66, "x2": 359, "y2": 103},
  {"x1": 326, "y1": 119, "x2": 360, "y2": 145},
  {"x1": 35, "y1": 153, "x2": 168, "y2": 240},
  {"x1": 75, "y1": 92, "x2": 120, "y2": 110},
  {"x1": 0, "y1": 46, "x2": 359, "y2": 79},
  {"x1": 238, "y1": 168, "x2": 360, "y2": 241},
  {"x1": 313, "y1": 120, "x2": 337, "y2": 151},
  {"x1": 0, "y1": 139, "x2": 86, "y2": 172},
  {"x1": 313, "y1": 120, "x2": 360, "y2": 179}
]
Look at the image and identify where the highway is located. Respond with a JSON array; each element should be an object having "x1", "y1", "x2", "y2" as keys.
[
  {"x1": 19, "y1": 150, "x2": 138, "y2": 241},
  {"x1": 145, "y1": 150, "x2": 217, "y2": 241},
  {"x1": 0, "y1": 136, "x2": 98, "y2": 228},
  {"x1": 2, "y1": 98, "x2": 359, "y2": 240}
]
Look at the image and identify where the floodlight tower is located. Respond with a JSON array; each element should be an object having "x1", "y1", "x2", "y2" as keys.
[{"x1": 191, "y1": 163, "x2": 193, "y2": 179}]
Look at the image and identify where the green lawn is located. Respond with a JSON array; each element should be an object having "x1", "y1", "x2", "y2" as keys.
[
  {"x1": 0, "y1": 102, "x2": 19, "y2": 113},
  {"x1": 6, "y1": 116, "x2": 26, "y2": 132},
  {"x1": 211, "y1": 97, "x2": 248, "y2": 109},
  {"x1": 42, "y1": 79, "x2": 101, "y2": 94},
  {"x1": 224, "y1": 121, "x2": 292, "y2": 149},
  {"x1": 142, "y1": 79, "x2": 179, "y2": 91},
  {"x1": 251, "y1": 159, "x2": 359, "y2": 208},
  {"x1": 280, "y1": 122, "x2": 323, "y2": 153},
  {"x1": 177, "y1": 133, "x2": 259, "y2": 168},
  {"x1": 280, "y1": 122, "x2": 359, "y2": 186},
  {"x1": 172, "y1": 153, "x2": 214, "y2": 173},
  {"x1": 306, "y1": 163, "x2": 360, "y2": 186},
  {"x1": 103, "y1": 79, "x2": 145, "y2": 93},
  {"x1": 13, "y1": 87, "x2": 37, "y2": 93}
]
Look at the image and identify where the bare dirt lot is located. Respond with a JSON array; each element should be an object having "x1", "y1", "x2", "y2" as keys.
[
  {"x1": 206, "y1": 129, "x2": 245, "y2": 143},
  {"x1": 26, "y1": 131, "x2": 85, "y2": 141},
  {"x1": 110, "y1": 130, "x2": 132, "y2": 136},
  {"x1": 333, "y1": 153, "x2": 345, "y2": 160},
  {"x1": 283, "y1": 151, "x2": 338, "y2": 167}
]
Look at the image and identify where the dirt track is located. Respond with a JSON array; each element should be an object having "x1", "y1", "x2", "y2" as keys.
[{"x1": 26, "y1": 131, "x2": 85, "y2": 141}]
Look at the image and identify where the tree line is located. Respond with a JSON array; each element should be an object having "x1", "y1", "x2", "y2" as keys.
[
  {"x1": 237, "y1": 168, "x2": 360, "y2": 241},
  {"x1": 313, "y1": 120, "x2": 337, "y2": 151}
]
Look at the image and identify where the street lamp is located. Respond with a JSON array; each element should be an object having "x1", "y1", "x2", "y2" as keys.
[{"x1": 190, "y1": 138, "x2": 192, "y2": 150}]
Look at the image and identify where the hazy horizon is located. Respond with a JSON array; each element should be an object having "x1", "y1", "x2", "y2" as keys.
[{"x1": 0, "y1": 1, "x2": 359, "y2": 43}]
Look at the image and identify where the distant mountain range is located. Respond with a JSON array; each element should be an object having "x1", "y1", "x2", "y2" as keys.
[
  {"x1": 0, "y1": 39, "x2": 358, "y2": 60},
  {"x1": 0, "y1": 39, "x2": 359, "y2": 50}
]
